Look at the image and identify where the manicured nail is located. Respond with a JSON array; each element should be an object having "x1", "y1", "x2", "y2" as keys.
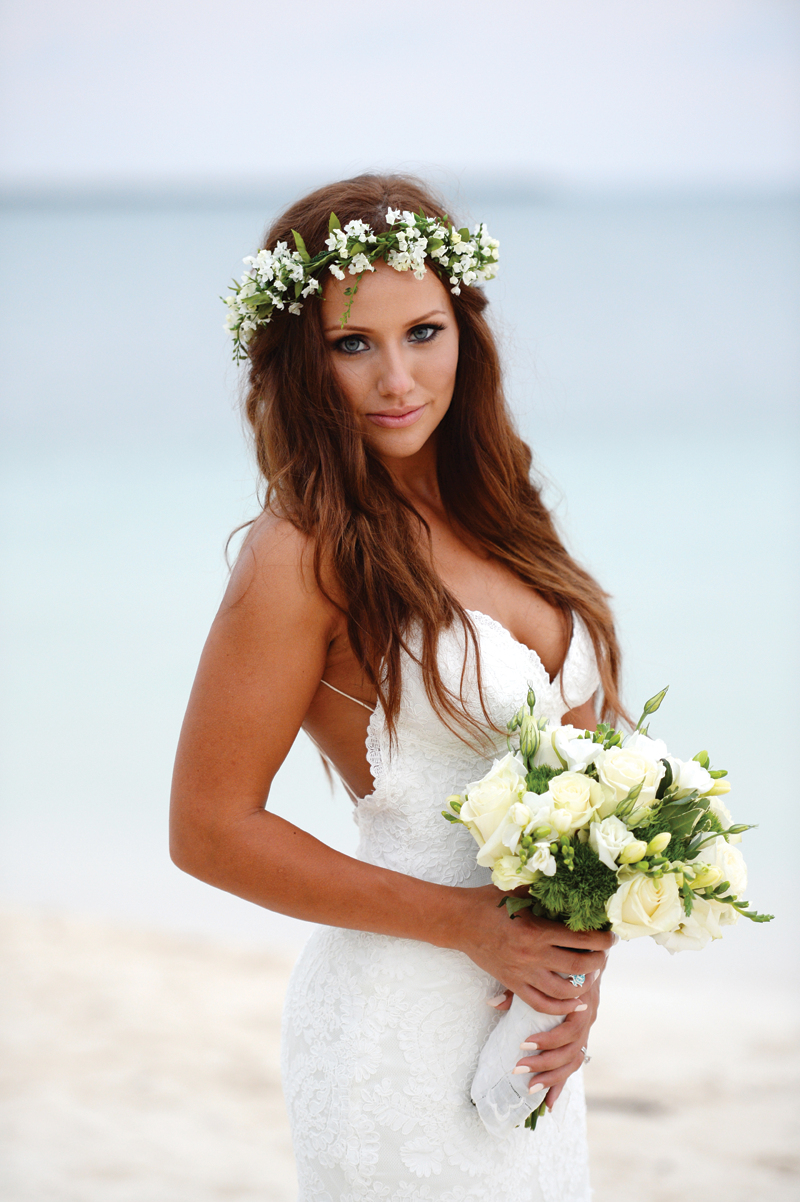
[
  {"x1": 486, "y1": 992, "x2": 508, "y2": 1007},
  {"x1": 575, "y1": 1004, "x2": 588, "y2": 1011},
  {"x1": 520, "y1": 1041, "x2": 538, "y2": 1051},
  {"x1": 512, "y1": 1065, "x2": 532, "y2": 1075},
  {"x1": 529, "y1": 1082, "x2": 545, "y2": 1094},
  {"x1": 591, "y1": 970, "x2": 600, "y2": 982}
]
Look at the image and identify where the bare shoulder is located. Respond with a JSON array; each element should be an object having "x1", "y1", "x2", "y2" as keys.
[{"x1": 221, "y1": 511, "x2": 339, "y2": 635}]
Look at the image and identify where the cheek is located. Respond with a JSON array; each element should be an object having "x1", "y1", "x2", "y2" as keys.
[{"x1": 329, "y1": 357, "x2": 366, "y2": 410}]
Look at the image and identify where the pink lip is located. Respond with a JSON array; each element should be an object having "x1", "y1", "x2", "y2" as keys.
[{"x1": 365, "y1": 405, "x2": 425, "y2": 429}]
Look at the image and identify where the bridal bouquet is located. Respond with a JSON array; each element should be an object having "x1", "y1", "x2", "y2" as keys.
[{"x1": 442, "y1": 687, "x2": 772, "y2": 1134}]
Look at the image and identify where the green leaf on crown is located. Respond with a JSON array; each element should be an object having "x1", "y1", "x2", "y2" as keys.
[
  {"x1": 292, "y1": 230, "x2": 311, "y2": 262},
  {"x1": 328, "y1": 212, "x2": 341, "y2": 232}
]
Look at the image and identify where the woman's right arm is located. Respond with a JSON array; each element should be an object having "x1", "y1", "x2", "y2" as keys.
[{"x1": 169, "y1": 518, "x2": 611, "y2": 1014}]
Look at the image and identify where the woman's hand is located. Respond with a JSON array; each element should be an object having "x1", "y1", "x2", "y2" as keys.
[
  {"x1": 516, "y1": 972, "x2": 601, "y2": 1109},
  {"x1": 452, "y1": 884, "x2": 613, "y2": 1014}
]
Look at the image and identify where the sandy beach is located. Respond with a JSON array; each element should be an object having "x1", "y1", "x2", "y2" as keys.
[{"x1": 1, "y1": 907, "x2": 797, "y2": 1202}]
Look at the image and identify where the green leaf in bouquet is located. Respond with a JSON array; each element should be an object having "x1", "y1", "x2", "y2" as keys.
[
  {"x1": 635, "y1": 686, "x2": 668, "y2": 731},
  {"x1": 500, "y1": 896, "x2": 534, "y2": 918},
  {"x1": 708, "y1": 769, "x2": 728, "y2": 779}
]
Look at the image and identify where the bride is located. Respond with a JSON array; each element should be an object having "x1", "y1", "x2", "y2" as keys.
[{"x1": 170, "y1": 173, "x2": 623, "y2": 1201}]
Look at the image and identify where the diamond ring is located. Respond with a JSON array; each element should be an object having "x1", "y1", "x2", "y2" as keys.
[{"x1": 581, "y1": 1046, "x2": 591, "y2": 1065}]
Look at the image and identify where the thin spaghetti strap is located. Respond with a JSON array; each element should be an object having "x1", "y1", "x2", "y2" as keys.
[{"x1": 319, "y1": 678, "x2": 375, "y2": 712}]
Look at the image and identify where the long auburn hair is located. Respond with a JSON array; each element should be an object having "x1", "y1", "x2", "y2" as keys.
[{"x1": 240, "y1": 172, "x2": 625, "y2": 742}]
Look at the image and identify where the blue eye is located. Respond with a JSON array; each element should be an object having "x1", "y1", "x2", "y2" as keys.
[
  {"x1": 338, "y1": 335, "x2": 367, "y2": 354},
  {"x1": 408, "y1": 324, "x2": 442, "y2": 343}
]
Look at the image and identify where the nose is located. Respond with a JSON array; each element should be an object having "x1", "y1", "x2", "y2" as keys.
[{"x1": 376, "y1": 344, "x2": 415, "y2": 399}]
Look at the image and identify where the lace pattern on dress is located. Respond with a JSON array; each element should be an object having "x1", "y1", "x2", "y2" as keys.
[{"x1": 282, "y1": 611, "x2": 599, "y2": 1201}]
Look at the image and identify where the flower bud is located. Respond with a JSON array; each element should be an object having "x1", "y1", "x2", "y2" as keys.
[
  {"x1": 706, "y1": 779, "x2": 731, "y2": 797},
  {"x1": 689, "y1": 864, "x2": 723, "y2": 890},
  {"x1": 446, "y1": 794, "x2": 463, "y2": 812},
  {"x1": 619, "y1": 840, "x2": 648, "y2": 864},
  {"x1": 646, "y1": 832, "x2": 671, "y2": 855}
]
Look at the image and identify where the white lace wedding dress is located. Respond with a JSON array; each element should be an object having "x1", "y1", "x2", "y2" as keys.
[{"x1": 281, "y1": 611, "x2": 600, "y2": 1202}]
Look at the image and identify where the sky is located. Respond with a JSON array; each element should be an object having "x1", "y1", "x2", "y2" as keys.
[{"x1": 1, "y1": 0, "x2": 798, "y2": 191}]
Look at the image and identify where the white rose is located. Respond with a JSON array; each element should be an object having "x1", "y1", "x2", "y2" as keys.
[
  {"x1": 460, "y1": 753, "x2": 527, "y2": 866},
  {"x1": 491, "y1": 855, "x2": 540, "y2": 891},
  {"x1": 588, "y1": 816, "x2": 636, "y2": 871},
  {"x1": 665, "y1": 755, "x2": 712, "y2": 797},
  {"x1": 652, "y1": 896, "x2": 723, "y2": 953},
  {"x1": 702, "y1": 836, "x2": 747, "y2": 899},
  {"x1": 606, "y1": 870, "x2": 684, "y2": 939},
  {"x1": 547, "y1": 772, "x2": 606, "y2": 834},
  {"x1": 595, "y1": 744, "x2": 666, "y2": 820}
]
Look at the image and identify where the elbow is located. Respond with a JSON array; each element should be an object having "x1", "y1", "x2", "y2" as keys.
[{"x1": 168, "y1": 803, "x2": 216, "y2": 881}]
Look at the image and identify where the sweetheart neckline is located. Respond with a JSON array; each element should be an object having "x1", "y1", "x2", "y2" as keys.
[{"x1": 464, "y1": 608, "x2": 571, "y2": 689}]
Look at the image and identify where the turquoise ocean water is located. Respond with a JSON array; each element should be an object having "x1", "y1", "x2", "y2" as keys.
[{"x1": 1, "y1": 192, "x2": 797, "y2": 978}]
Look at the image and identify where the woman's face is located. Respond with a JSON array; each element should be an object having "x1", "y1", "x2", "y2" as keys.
[{"x1": 322, "y1": 260, "x2": 459, "y2": 466}]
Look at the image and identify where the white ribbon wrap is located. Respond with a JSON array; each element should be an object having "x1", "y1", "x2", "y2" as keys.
[{"x1": 471, "y1": 994, "x2": 574, "y2": 1137}]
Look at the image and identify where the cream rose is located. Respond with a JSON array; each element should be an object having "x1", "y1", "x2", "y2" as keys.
[
  {"x1": 595, "y1": 741, "x2": 666, "y2": 821},
  {"x1": 588, "y1": 815, "x2": 636, "y2": 871},
  {"x1": 652, "y1": 896, "x2": 723, "y2": 953},
  {"x1": 490, "y1": 855, "x2": 540, "y2": 891},
  {"x1": 460, "y1": 753, "x2": 528, "y2": 866},
  {"x1": 547, "y1": 771, "x2": 606, "y2": 834},
  {"x1": 606, "y1": 870, "x2": 683, "y2": 939}
]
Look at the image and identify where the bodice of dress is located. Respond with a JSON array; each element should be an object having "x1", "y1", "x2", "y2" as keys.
[{"x1": 356, "y1": 610, "x2": 600, "y2": 884}]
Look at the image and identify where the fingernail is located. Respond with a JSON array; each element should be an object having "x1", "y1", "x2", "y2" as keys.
[
  {"x1": 591, "y1": 970, "x2": 600, "y2": 982},
  {"x1": 529, "y1": 1082, "x2": 545, "y2": 1094},
  {"x1": 520, "y1": 1041, "x2": 538, "y2": 1051},
  {"x1": 512, "y1": 1065, "x2": 532, "y2": 1075},
  {"x1": 486, "y1": 992, "x2": 508, "y2": 1007},
  {"x1": 575, "y1": 1004, "x2": 588, "y2": 1011}
]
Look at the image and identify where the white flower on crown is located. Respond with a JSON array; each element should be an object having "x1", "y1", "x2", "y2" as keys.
[
  {"x1": 348, "y1": 253, "x2": 375, "y2": 275},
  {"x1": 225, "y1": 206, "x2": 500, "y2": 358}
]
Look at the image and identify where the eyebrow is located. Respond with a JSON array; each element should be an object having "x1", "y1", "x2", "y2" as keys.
[{"x1": 322, "y1": 308, "x2": 448, "y2": 335}]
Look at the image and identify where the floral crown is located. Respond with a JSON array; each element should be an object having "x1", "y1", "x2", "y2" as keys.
[{"x1": 223, "y1": 207, "x2": 499, "y2": 360}]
